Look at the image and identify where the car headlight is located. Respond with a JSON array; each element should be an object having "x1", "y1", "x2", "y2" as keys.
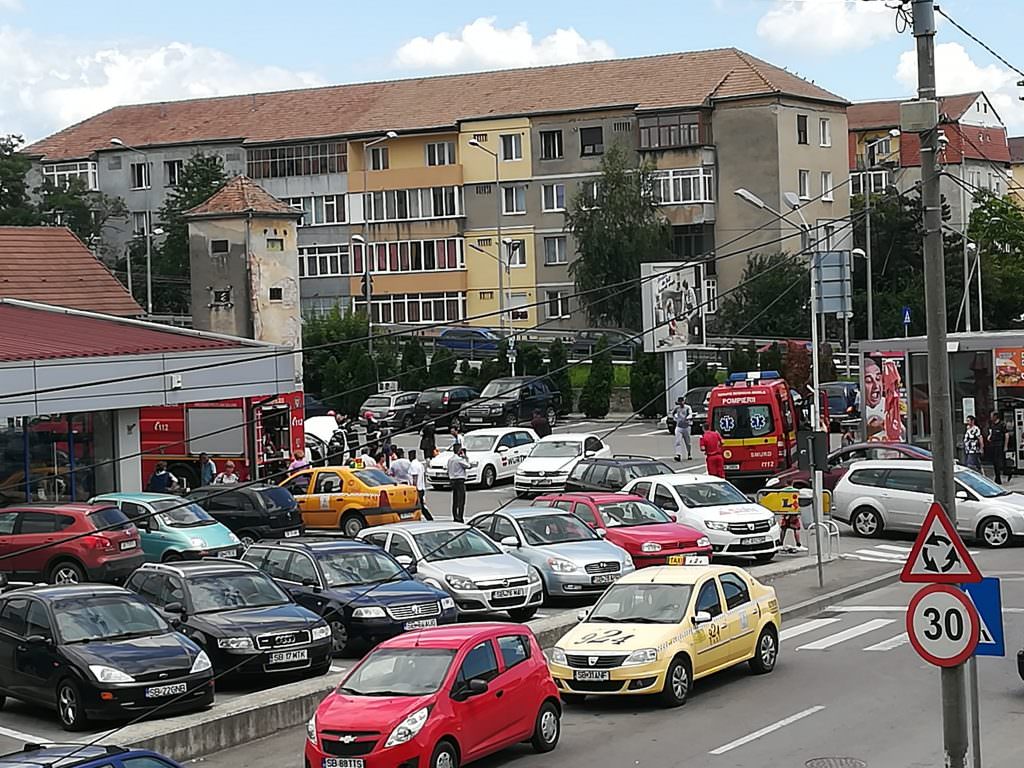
[
  {"x1": 705, "y1": 520, "x2": 729, "y2": 531},
  {"x1": 445, "y1": 574, "x2": 476, "y2": 591},
  {"x1": 696, "y1": 536, "x2": 711, "y2": 548},
  {"x1": 622, "y1": 648, "x2": 658, "y2": 666},
  {"x1": 385, "y1": 705, "x2": 431, "y2": 748},
  {"x1": 547, "y1": 557, "x2": 578, "y2": 573},
  {"x1": 306, "y1": 713, "x2": 318, "y2": 746},
  {"x1": 217, "y1": 636, "x2": 255, "y2": 650},
  {"x1": 489, "y1": 405, "x2": 503, "y2": 413},
  {"x1": 352, "y1": 606, "x2": 387, "y2": 619},
  {"x1": 311, "y1": 624, "x2": 332, "y2": 640},
  {"x1": 528, "y1": 568, "x2": 542, "y2": 584},
  {"x1": 550, "y1": 647, "x2": 567, "y2": 665},
  {"x1": 641, "y1": 542, "x2": 662, "y2": 553},
  {"x1": 189, "y1": 537, "x2": 207, "y2": 547},
  {"x1": 89, "y1": 664, "x2": 135, "y2": 683},
  {"x1": 229, "y1": 532, "x2": 241, "y2": 543},
  {"x1": 190, "y1": 650, "x2": 212, "y2": 674},
  {"x1": 440, "y1": 597, "x2": 456, "y2": 610}
]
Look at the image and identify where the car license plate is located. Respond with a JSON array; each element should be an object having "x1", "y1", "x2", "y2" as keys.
[
  {"x1": 492, "y1": 587, "x2": 526, "y2": 600},
  {"x1": 573, "y1": 670, "x2": 610, "y2": 681},
  {"x1": 145, "y1": 682, "x2": 187, "y2": 698},
  {"x1": 743, "y1": 536, "x2": 770, "y2": 545},
  {"x1": 668, "y1": 554, "x2": 710, "y2": 566},
  {"x1": 469, "y1": 417, "x2": 485, "y2": 423},
  {"x1": 591, "y1": 574, "x2": 618, "y2": 585},
  {"x1": 399, "y1": 512, "x2": 416, "y2": 520},
  {"x1": 284, "y1": 529, "x2": 300, "y2": 538},
  {"x1": 323, "y1": 759, "x2": 365, "y2": 768},
  {"x1": 217, "y1": 549, "x2": 237, "y2": 558},
  {"x1": 269, "y1": 649, "x2": 308, "y2": 664},
  {"x1": 726, "y1": 463, "x2": 741, "y2": 470},
  {"x1": 119, "y1": 540, "x2": 138, "y2": 551},
  {"x1": 404, "y1": 618, "x2": 438, "y2": 630}
]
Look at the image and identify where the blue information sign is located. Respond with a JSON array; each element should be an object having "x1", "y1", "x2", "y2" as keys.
[
  {"x1": 902, "y1": 305, "x2": 912, "y2": 326},
  {"x1": 961, "y1": 577, "x2": 1005, "y2": 657}
]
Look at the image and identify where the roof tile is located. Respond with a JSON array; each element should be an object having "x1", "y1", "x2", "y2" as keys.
[
  {"x1": 848, "y1": 93, "x2": 982, "y2": 131},
  {"x1": 186, "y1": 176, "x2": 300, "y2": 218}
]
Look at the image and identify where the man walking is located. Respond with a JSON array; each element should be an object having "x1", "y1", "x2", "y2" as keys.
[
  {"x1": 199, "y1": 453, "x2": 217, "y2": 486},
  {"x1": 988, "y1": 411, "x2": 1010, "y2": 484},
  {"x1": 963, "y1": 415, "x2": 985, "y2": 472},
  {"x1": 671, "y1": 397, "x2": 693, "y2": 462},
  {"x1": 530, "y1": 409, "x2": 552, "y2": 439},
  {"x1": 447, "y1": 446, "x2": 474, "y2": 523},
  {"x1": 699, "y1": 425, "x2": 725, "y2": 478},
  {"x1": 408, "y1": 449, "x2": 433, "y2": 521},
  {"x1": 388, "y1": 447, "x2": 413, "y2": 485}
]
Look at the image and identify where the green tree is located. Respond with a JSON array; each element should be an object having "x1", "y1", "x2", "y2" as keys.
[
  {"x1": 577, "y1": 336, "x2": 613, "y2": 418},
  {"x1": 0, "y1": 135, "x2": 38, "y2": 225},
  {"x1": 728, "y1": 341, "x2": 760, "y2": 375},
  {"x1": 565, "y1": 142, "x2": 671, "y2": 329},
  {"x1": 455, "y1": 359, "x2": 481, "y2": 389},
  {"x1": 342, "y1": 344, "x2": 377, "y2": 417},
  {"x1": 428, "y1": 346, "x2": 457, "y2": 387},
  {"x1": 477, "y1": 356, "x2": 506, "y2": 387},
  {"x1": 687, "y1": 363, "x2": 717, "y2": 389},
  {"x1": 630, "y1": 351, "x2": 664, "y2": 417},
  {"x1": 718, "y1": 253, "x2": 810, "y2": 338},
  {"x1": 515, "y1": 342, "x2": 544, "y2": 376},
  {"x1": 398, "y1": 336, "x2": 428, "y2": 390},
  {"x1": 965, "y1": 191, "x2": 1024, "y2": 330},
  {"x1": 546, "y1": 339, "x2": 573, "y2": 414},
  {"x1": 36, "y1": 176, "x2": 127, "y2": 257},
  {"x1": 302, "y1": 308, "x2": 369, "y2": 396}
]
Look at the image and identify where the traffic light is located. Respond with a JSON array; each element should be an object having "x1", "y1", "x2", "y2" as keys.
[{"x1": 361, "y1": 273, "x2": 374, "y2": 301}]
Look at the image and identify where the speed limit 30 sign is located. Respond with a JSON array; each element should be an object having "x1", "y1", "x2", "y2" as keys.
[{"x1": 906, "y1": 584, "x2": 981, "y2": 667}]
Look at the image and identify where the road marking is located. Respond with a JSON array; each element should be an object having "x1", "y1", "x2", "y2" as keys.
[
  {"x1": 875, "y1": 544, "x2": 912, "y2": 552},
  {"x1": 0, "y1": 724, "x2": 48, "y2": 743},
  {"x1": 829, "y1": 606, "x2": 905, "y2": 612},
  {"x1": 854, "y1": 548, "x2": 904, "y2": 559},
  {"x1": 863, "y1": 633, "x2": 909, "y2": 652},
  {"x1": 330, "y1": 665, "x2": 348, "y2": 673},
  {"x1": 779, "y1": 618, "x2": 841, "y2": 642},
  {"x1": 639, "y1": 429, "x2": 667, "y2": 437},
  {"x1": 708, "y1": 706, "x2": 826, "y2": 755},
  {"x1": 795, "y1": 618, "x2": 895, "y2": 651}
]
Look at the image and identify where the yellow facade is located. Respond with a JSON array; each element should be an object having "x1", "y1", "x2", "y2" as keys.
[
  {"x1": 1010, "y1": 161, "x2": 1024, "y2": 206},
  {"x1": 854, "y1": 130, "x2": 901, "y2": 165},
  {"x1": 459, "y1": 118, "x2": 533, "y2": 183},
  {"x1": 464, "y1": 225, "x2": 537, "y2": 329}
]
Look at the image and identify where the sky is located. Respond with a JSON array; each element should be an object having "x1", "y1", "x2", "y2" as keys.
[{"x1": 3, "y1": 0, "x2": 1023, "y2": 143}]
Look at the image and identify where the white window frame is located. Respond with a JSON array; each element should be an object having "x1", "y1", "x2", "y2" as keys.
[
  {"x1": 282, "y1": 194, "x2": 347, "y2": 227},
  {"x1": 42, "y1": 161, "x2": 98, "y2": 191},
  {"x1": 539, "y1": 129, "x2": 563, "y2": 160},
  {"x1": 545, "y1": 290, "x2": 571, "y2": 319},
  {"x1": 798, "y1": 169, "x2": 810, "y2": 200},
  {"x1": 704, "y1": 277, "x2": 718, "y2": 314},
  {"x1": 369, "y1": 146, "x2": 389, "y2": 171},
  {"x1": 543, "y1": 236, "x2": 568, "y2": 266},
  {"x1": 505, "y1": 239, "x2": 527, "y2": 268},
  {"x1": 819, "y1": 117, "x2": 831, "y2": 147},
  {"x1": 580, "y1": 180, "x2": 600, "y2": 209},
  {"x1": 851, "y1": 170, "x2": 888, "y2": 196},
  {"x1": 507, "y1": 291, "x2": 530, "y2": 321},
  {"x1": 425, "y1": 141, "x2": 456, "y2": 166},
  {"x1": 652, "y1": 168, "x2": 715, "y2": 205},
  {"x1": 541, "y1": 182, "x2": 566, "y2": 212},
  {"x1": 500, "y1": 134, "x2": 522, "y2": 162},
  {"x1": 298, "y1": 244, "x2": 349, "y2": 278},
  {"x1": 362, "y1": 186, "x2": 462, "y2": 223},
  {"x1": 164, "y1": 159, "x2": 183, "y2": 187},
  {"x1": 131, "y1": 211, "x2": 151, "y2": 237},
  {"x1": 355, "y1": 238, "x2": 465, "y2": 275},
  {"x1": 502, "y1": 185, "x2": 527, "y2": 215},
  {"x1": 130, "y1": 161, "x2": 151, "y2": 190},
  {"x1": 353, "y1": 291, "x2": 466, "y2": 325},
  {"x1": 821, "y1": 171, "x2": 833, "y2": 201}
]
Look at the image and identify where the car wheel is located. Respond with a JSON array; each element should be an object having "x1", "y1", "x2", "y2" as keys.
[
  {"x1": 430, "y1": 739, "x2": 459, "y2": 768},
  {"x1": 530, "y1": 700, "x2": 561, "y2": 753},
  {"x1": 329, "y1": 617, "x2": 353, "y2": 656},
  {"x1": 504, "y1": 412, "x2": 517, "y2": 428},
  {"x1": 163, "y1": 551, "x2": 183, "y2": 563},
  {"x1": 509, "y1": 606, "x2": 538, "y2": 622},
  {"x1": 658, "y1": 656, "x2": 691, "y2": 707},
  {"x1": 978, "y1": 517, "x2": 1012, "y2": 548},
  {"x1": 402, "y1": 413, "x2": 414, "y2": 430},
  {"x1": 754, "y1": 552, "x2": 776, "y2": 564},
  {"x1": 749, "y1": 625, "x2": 779, "y2": 674},
  {"x1": 545, "y1": 407, "x2": 558, "y2": 428},
  {"x1": 480, "y1": 465, "x2": 497, "y2": 489},
  {"x1": 57, "y1": 679, "x2": 88, "y2": 731},
  {"x1": 341, "y1": 513, "x2": 365, "y2": 538},
  {"x1": 238, "y1": 532, "x2": 258, "y2": 549},
  {"x1": 48, "y1": 560, "x2": 85, "y2": 585},
  {"x1": 851, "y1": 507, "x2": 883, "y2": 538}
]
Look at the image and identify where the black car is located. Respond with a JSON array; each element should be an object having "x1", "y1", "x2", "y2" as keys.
[
  {"x1": 414, "y1": 385, "x2": 479, "y2": 430},
  {"x1": 665, "y1": 385, "x2": 713, "y2": 434},
  {"x1": 124, "y1": 560, "x2": 332, "y2": 677},
  {"x1": 358, "y1": 391, "x2": 421, "y2": 430},
  {"x1": 462, "y1": 377, "x2": 562, "y2": 428},
  {"x1": 242, "y1": 538, "x2": 456, "y2": 655},
  {"x1": 0, "y1": 583, "x2": 213, "y2": 731},
  {"x1": 564, "y1": 455, "x2": 675, "y2": 493},
  {"x1": 570, "y1": 328, "x2": 640, "y2": 361},
  {"x1": 186, "y1": 484, "x2": 304, "y2": 547}
]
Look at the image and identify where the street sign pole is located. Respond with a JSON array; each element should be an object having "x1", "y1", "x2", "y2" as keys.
[{"x1": 968, "y1": 656, "x2": 981, "y2": 768}]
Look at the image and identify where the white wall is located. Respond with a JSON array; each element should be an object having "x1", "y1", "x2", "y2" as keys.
[{"x1": 116, "y1": 409, "x2": 142, "y2": 492}]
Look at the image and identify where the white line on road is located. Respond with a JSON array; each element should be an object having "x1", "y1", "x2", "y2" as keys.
[
  {"x1": 639, "y1": 430, "x2": 666, "y2": 437},
  {"x1": 708, "y1": 706, "x2": 826, "y2": 755},
  {"x1": 829, "y1": 606, "x2": 905, "y2": 612},
  {"x1": 330, "y1": 665, "x2": 349, "y2": 673},
  {"x1": 779, "y1": 618, "x2": 841, "y2": 642},
  {"x1": 863, "y1": 633, "x2": 909, "y2": 652},
  {"x1": 796, "y1": 619, "x2": 895, "y2": 651},
  {"x1": 0, "y1": 724, "x2": 48, "y2": 743},
  {"x1": 875, "y1": 544, "x2": 912, "y2": 552},
  {"x1": 854, "y1": 549, "x2": 904, "y2": 560},
  {"x1": 841, "y1": 554, "x2": 906, "y2": 563}
]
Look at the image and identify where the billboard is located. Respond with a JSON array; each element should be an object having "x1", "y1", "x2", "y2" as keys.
[
  {"x1": 863, "y1": 351, "x2": 908, "y2": 442},
  {"x1": 640, "y1": 261, "x2": 706, "y2": 353}
]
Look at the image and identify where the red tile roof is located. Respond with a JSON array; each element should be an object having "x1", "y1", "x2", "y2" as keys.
[
  {"x1": 23, "y1": 48, "x2": 846, "y2": 161},
  {"x1": 0, "y1": 227, "x2": 143, "y2": 316},
  {"x1": 1009, "y1": 137, "x2": 1024, "y2": 163},
  {"x1": 848, "y1": 93, "x2": 981, "y2": 131},
  {"x1": 0, "y1": 301, "x2": 239, "y2": 362},
  {"x1": 186, "y1": 176, "x2": 300, "y2": 218}
]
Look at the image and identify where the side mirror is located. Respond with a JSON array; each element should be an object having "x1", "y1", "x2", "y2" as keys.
[
  {"x1": 0, "y1": 573, "x2": 7, "y2": 589},
  {"x1": 667, "y1": 513, "x2": 678, "y2": 522},
  {"x1": 595, "y1": 528, "x2": 607, "y2": 538},
  {"x1": 576, "y1": 608, "x2": 591, "y2": 622},
  {"x1": 497, "y1": 445, "x2": 509, "y2": 453},
  {"x1": 169, "y1": 616, "x2": 183, "y2": 628},
  {"x1": 500, "y1": 536, "x2": 520, "y2": 548},
  {"x1": 301, "y1": 577, "x2": 319, "y2": 588},
  {"x1": 396, "y1": 555, "x2": 418, "y2": 574},
  {"x1": 467, "y1": 678, "x2": 489, "y2": 696},
  {"x1": 163, "y1": 601, "x2": 185, "y2": 615},
  {"x1": 691, "y1": 610, "x2": 712, "y2": 626},
  {"x1": 25, "y1": 634, "x2": 49, "y2": 646},
  {"x1": 955, "y1": 489, "x2": 970, "y2": 502}
]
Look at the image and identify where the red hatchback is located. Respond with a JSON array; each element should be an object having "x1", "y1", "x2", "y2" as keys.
[
  {"x1": 0, "y1": 504, "x2": 143, "y2": 584},
  {"x1": 306, "y1": 623, "x2": 561, "y2": 768},
  {"x1": 534, "y1": 493, "x2": 713, "y2": 568}
]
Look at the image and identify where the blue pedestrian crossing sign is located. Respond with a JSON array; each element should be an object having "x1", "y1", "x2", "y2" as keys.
[
  {"x1": 902, "y1": 306, "x2": 912, "y2": 326},
  {"x1": 961, "y1": 577, "x2": 1005, "y2": 657}
]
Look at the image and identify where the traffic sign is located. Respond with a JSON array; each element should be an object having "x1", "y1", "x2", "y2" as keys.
[
  {"x1": 907, "y1": 584, "x2": 980, "y2": 667},
  {"x1": 900, "y1": 502, "x2": 982, "y2": 584},
  {"x1": 902, "y1": 305, "x2": 912, "y2": 326},
  {"x1": 961, "y1": 578, "x2": 1005, "y2": 657}
]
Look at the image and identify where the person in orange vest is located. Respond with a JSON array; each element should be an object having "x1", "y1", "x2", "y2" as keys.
[{"x1": 699, "y1": 426, "x2": 726, "y2": 478}]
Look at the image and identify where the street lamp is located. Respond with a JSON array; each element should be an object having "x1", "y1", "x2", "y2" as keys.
[
  {"x1": 359, "y1": 132, "x2": 397, "y2": 356},
  {"x1": 111, "y1": 137, "x2": 158, "y2": 315},
  {"x1": 860, "y1": 128, "x2": 900, "y2": 340},
  {"x1": 467, "y1": 138, "x2": 507, "y2": 342}
]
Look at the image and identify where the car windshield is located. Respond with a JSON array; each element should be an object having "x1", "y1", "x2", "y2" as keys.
[
  {"x1": 531, "y1": 440, "x2": 581, "y2": 458},
  {"x1": 626, "y1": 463, "x2": 671, "y2": 480},
  {"x1": 463, "y1": 435, "x2": 497, "y2": 452},
  {"x1": 353, "y1": 469, "x2": 395, "y2": 487},
  {"x1": 363, "y1": 396, "x2": 391, "y2": 409},
  {"x1": 318, "y1": 550, "x2": 407, "y2": 587},
  {"x1": 88, "y1": 506, "x2": 133, "y2": 531},
  {"x1": 188, "y1": 572, "x2": 291, "y2": 613},
  {"x1": 54, "y1": 595, "x2": 168, "y2": 643},
  {"x1": 413, "y1": 528, "x2": 500, "y2": 561},
  {"x1": 419, "y1": 391, "x2": 445, "y2": 406},
  {"x1": 258, "y1": 487, "x2": 296, "y2": 511},
  {"x1": 685, "y1": 389, "x2": 710, "y2": 408},
  {"x1": 956, "y1": 470, "x2": 1011, "y2": 498},
  {"x1": 674, "y1": 482, "x2": 749, "y2": 508},
  {"x1": 589, "y1": 583, "x2": 694, "y2": 624},
  {"x1": 712, "y1": 404, "x2": 775, "y2": 439},
  {"x1": 151, "y1": 499, "x2": 217, "y2": 527},
  {"x1": 519, "y1": 513, "x2": 597, "y2": 545},
  {"x1": 480, "y1": 380, "x2": 521, "y2": 400},
  {"x1": 598, "y1": 500, "x2": 672, "y2": 527},
  {"x1": 340, "y1": 647, "x2": 456, "y2": 696}
]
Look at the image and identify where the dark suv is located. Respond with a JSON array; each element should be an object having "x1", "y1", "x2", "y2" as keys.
[
  {"x1": 463, "y1": 377, "x2": 562, "y2": 428},
  {"x1": 564, "y1": 455, "x2": 674, "y2": 493},
  {"x1": 185, "y1": 484, "x2": 304, "y2": 547},
  {"x1": 414, "y1": 385, "x2": 479, "y2": 430}
]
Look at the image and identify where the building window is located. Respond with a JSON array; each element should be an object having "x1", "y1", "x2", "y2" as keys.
[
  {"x1": 502, "y1": 185, "x2": 527, "y2": 215},
  {"x1": 369, "y1": 146, "x2": 389, "y2": 171},
  {"x1": 42, "y1": 161, "x2": 98, "y2": 191},
  {"x1": 164, "y1": 160, "x2": 183, "y2": 187},
  {"x1": 131, "y1": 211, "x2": 150, "y2": 236},
  {"x1": 362, "y1": 186, "x2": 462, "y2": 223},
  {"x1": 472, "y1": 133, "x2": 487, "y2": 143},
  {"x1": 821, "y1": 171, "x2": 833, "y2": 201},
  {"x1": 851, "y1": 170, "x2": 889, "y2": 196},
  {"x1": 508, "y1": 292, "x2": 529, "y2": 321},
  {"x1": 506, "y1": 239, "x2": 526, "y2": 268},
  {"x1": 266, "y1": 238, "x2": 284, "y2": 252},
  {"x1": 210, "y1": 239, "x2": 230, "y2": 255},
  {"x1": 821, "y1": 223, "x2": 837, "y2": 251},
  {"x1": 298, "y1": 244, "x2": 349, "y2": 277},
  {"x1": 671, "y1": 225, "x2": 714, "y2": 260},
  {"x1": 579, "y1": 180, "x2": 600, "y2": 209},
  {"x1": 130, "y1": 162, "x2": 150, "y2": 190},
  {"x1": 352, "y1": 238, "x2": 464, "y2": 275},
  {"x1": 819, "y1": 118, "x2": 831, "y2": 147},
  {"x1": 282, "y1": 194, "x2": 347, "y2": 226},
  {"x1": 704, "y1": 277, "x2": 718, "y2": 314},
  {"x1": 798, "y1": 169, "x2": 810, "y2": 199},
  {"x1": 546, "y1": 290, "x2": 571, "y2": 318},
  {"x1": 354, "y1": 291, "x2": 466, "y2": 325},
  {"x1": 500, "y1": 134, "x2": 522, "y2": 162},
  {"x1": 652, "y1": 168, "x2": 715, "y2": 205},
  {"x1": 797, "y1": 115, "x2": 808, "y2": 145},
  {"x1": 541, "y1": 183, "x2": 566, "y2": 211},
  {"x1": 246, "y1": 142, "x2": 347, "y2": 178},
  {"x1": 269, "y1": 287, "x2": 284, "y2": 302},
  {"x1": 426, "y1": 141, "x2": 456, "y2": 166},
  {"x1": 638, "y1": 112, "x2": 709, "y2": 149},
  {"x1": 580, "y1": 126, "x2": 604, "y2": 156},
  {"x1": 543, "y1": 236, "x2": 568, "y2": 265},
  {"x1": 540, "y1": 130, "x2": 563, "y2": 160}
]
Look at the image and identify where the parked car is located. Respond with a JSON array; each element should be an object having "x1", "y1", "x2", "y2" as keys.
[
  {"x1": 765, "y1": 441, "x2": 933, "y2": 491},
  {"x1": 665, "y1": 386, "x2": 713, "y2": 434},
  {"x1": 571, "y1": 328, "x2": 640, "y2": 360},
  {"x1": 124, "y1": 559, "x2": 332, "y2": 677},
  {"x1": 359, "y1": 522, "x2": 545, "y2": 620},
  {"x1": 435, "y1": 327, "x2": 501, "y2": 355},
  {"x1": 463, "y1": 376, "x2": 562, "y2": 428},
  {"x1": 186, "y1": 484, "x2": 304, "y2": 547},
  {"x1": 0, "y1": 746, "x2": 188, "y2": 768},
  {"x1": 305, "y1": 623, "x2": 561, "y2": 768},
  {"x1": 468, "y1": 507, "x2": 634, "y2": 598},
  {"x1": 0, "y1": 584, "x2": 213, "y2": 730},
  {"x1": 242, "y1": 538, "x2": 456, "y2": 655},
  {"x1": 358, "y1": 390, "x2": 421, "y2": 430},
  {"x1": 304, "y1": 415, "x2": 348, "y2": 465},
  {"x1": 822, "y1": 381, "x2": 860, "y2": 431},
  {"x1": 0, "y1": 503, "x2": 143, "y2": 585},
  {"x1": 428, "y1": 427, "x2": 538, "y2": 489},
  {"x1": 414, "y1": 385, "x2": 480, "y2": 430},
  {"x1": 91, "y1": 492, "x2": 242, "y2": 563},
  {"x1": 514, "y1": 433, "x2": 612, "y2": 497},
  {"x1": 564, "y1": 455, "x2": 674, "y2": 493},
  {"x1": 303, "y1": 394, "x2": 333, "y2": 419},
  {"x1": 621, "y1": 473, "x2": 781, "y2": 561},
  {"x1": 831, "y1": 459, "x2": 1024, "y2": 547},
  {"x1": 533, "y1": 493, "x2": 713, "y2": 568}
]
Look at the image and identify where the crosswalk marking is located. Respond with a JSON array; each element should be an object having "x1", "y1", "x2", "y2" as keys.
[
  {"x1": 779, "y1": 618, "x2": 841, "y2": 641},
  {"x1": 843, "y1": 546, "x2": 979, "y2": 563},
  {"x1": 855, "y1": 548, "x2": 903, "y2": 559},
  {"x1": 863, "y1": 633, "x2": 909, "y2": 652},
  {"x1": 796, "y1": 618, "x2": 896, "y2": 651},
  {"x1": 875, "y1": 544, "x2": 912, "y2": 552}
]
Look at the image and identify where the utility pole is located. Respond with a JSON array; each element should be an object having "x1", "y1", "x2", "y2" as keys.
[
  {"x1": 910, "y1": 2, "x2": 967, "y2": 766},
  {"x1": 864, "y1": 191, "x2": 874, "y2": 340}
]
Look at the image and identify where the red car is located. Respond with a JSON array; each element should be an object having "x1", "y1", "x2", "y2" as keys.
[
  {"x1": 533, "y1": 493, "x2": 713, "y2": 568},
  {"x1": 765, "y1": 442, "x2": 932, "y2": 491},
  {"x1": 0, "y1": 503, "x2": 143, "y2": 584},
  {"x1": 306, "y1": 623, "x2": 561, "y2": 768}
]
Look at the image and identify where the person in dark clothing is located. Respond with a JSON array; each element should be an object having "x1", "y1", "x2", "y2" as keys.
[
  {"x1": 341, "y1": 414, "x2": 360, "y2": 460},
  {"x1": 364, "y1": 412, "x2": 382, "y2": 456},
  {"x1": 147, "y1": 462, "x2": 179, "y2": 493},
  {"x1": 530, "y1": 409, "x2": 552, "y2": 439},
  {"x1": 447, "y1": 446, "x2": 474, "y2": 523},
  {"x1": 989, "y1": 410, "x2": 1011, "y2": 484},
  {"x1": 420, "y1": 421, "x2": 437, "y2": 458}
]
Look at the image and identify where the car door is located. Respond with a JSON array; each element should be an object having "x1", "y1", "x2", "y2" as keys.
[
  {"x1": 305, "y1": 471, "x2": 344, "y2": 528},
  {"x1": 879, "y1": 468, "x2": 934, "y2": 530},
  {"x1": 718, "y1": 572, "x2": 758, "y2": 664},
  {"x1": 449, "y1": 639, "x2": 505, "y2": 759},
  {"x1": 12, "y1": 511, "x2": 63, "y2": 578},
  {"x1": 0, "y1": 597, "x2": 28, "y2": 696},
  {"x1": 630, "y1": 481, "x2": 653, "y2": 502},
  {"x1": 513, "y1": 431, "x2": 536, "y2": 462},
  {"x1": 570, "y1": 501, "x2": 600, "y2": 530},
  {"x1": 493, "y1": 634, "x2": 537, "y2": 742},
  {"x1": 199, "y1": 490, "x2": 250, "y2": 534},
  {"x1": 282, "y1": 469, "x2": 317, "y2": 522},
  {"x1": 15, "y1": 598, "x2": 60, "y2": 703},
  {"x1": 495, "y1": 432, "x2": 518, "y2": 478},
  {"x1": 0, "y1": 510, "x2": 21, "y2": 577},
  {"x1": 690, "y1": 578, "x2": 730, "y2": 673},
  {"x1": 283, "y1": 552, "x2": 328, "y2": 616}
]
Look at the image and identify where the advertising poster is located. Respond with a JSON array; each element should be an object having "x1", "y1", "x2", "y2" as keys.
[
  {"x1": 641, "y1": 262, "x2": 705, "y2": 351},
  {"x1": 995, "y1": 348, "x2": 1024, "y2": 387},
  {"x1": 864, "y1": 352, "x2": 907, "y2": 441}
]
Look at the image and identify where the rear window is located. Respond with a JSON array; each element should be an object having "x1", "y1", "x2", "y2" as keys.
[
  {"x1": 353, "y1": 469, "x2": 396, "y2": 487},
  {"x1": 712, "y1": 404, "x2": 774, "y2": 439},
  {"x1": 258, "y1": 487, "x2": 297, "y2": 510},
  {"x1": 87, "y1": 506, "x2": 132, "y2": 531},
  {"x1": 418, "y1": 391, "x2": 445, "y2": 406},
  {"x1": 848, "y1": 468, "x2": 888, "y2": 487},
  {"x1": 626, "y1": 462, "x2": 670, "y2": 479},
  {"x1": 363, "y1": 396, "x2": 391, "y2": 409}
]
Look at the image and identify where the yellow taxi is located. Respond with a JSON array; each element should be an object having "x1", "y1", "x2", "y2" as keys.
[
  {"x1": 280, "y1": 465, "x2": 420, "y2": 537},
  {"x1": 549, "y1": 564, "x2": 780, "y2": 706}
]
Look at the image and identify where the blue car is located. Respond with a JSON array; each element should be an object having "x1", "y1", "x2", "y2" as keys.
[
  {"x1": 435, "y1": 327, "x2": 501, "y2": 354},
  {"x1": 241, "y1": 538, "x2": 456, "y2": 655},
  {"x1": 0, "y1": 745, "x2": 185, "y2": 768}
]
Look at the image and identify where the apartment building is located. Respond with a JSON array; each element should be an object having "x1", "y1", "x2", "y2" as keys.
[
  {"x1": 23, "y1": 48, "x2": 849, "y2": 330},
  {"x1": 1008, "y1": 137, "x2": 1024, "y2": 206}
]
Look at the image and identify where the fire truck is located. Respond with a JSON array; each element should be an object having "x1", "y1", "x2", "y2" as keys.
[{"x1": 139, "y1": 391, "x2": 305, "y2": 490}]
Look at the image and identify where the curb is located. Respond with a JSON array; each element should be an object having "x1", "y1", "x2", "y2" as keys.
[{"x1": 779, "y1": 568, "x2": 903, "y2": 621}]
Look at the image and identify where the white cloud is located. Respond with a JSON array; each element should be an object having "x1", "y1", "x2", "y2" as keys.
[
  {"x1": 756, "y1": 0, "x2": 896, "y2": 53},
  {"x1": 0, "y1": 25, "x2": 323, "y2": 142},
  {"x1": 394, "y1": 17, "x2": 614, "y2": 72}
]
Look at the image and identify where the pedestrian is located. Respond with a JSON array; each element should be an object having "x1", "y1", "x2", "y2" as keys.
[
  {"x1": 199, "y1": 453, "x2": 216, "y2": 486},
  {"x1": 213, "y1": 461, "x2": 240, "y2": 484},
  {"x1": 988, "y1": 410, "x2": 1010, "y2": 484},
  {"x1": 389, "y1": 447, "x2": 413, "y2": 485},
  {"x1": 447, "y1": 446, "x2": 475, "y2": 522},
  {"x1": 365, "y1": 412, "x2": 382, "y2": 456},
  {"x1": 449, "y1": 424, "x2": 464, "y2": 452},
  {"x1": 356, "y1": 448, "x2": 378, "y2": 469},
  {"x1": 147, "y1": 461, "x2": 180, "y2": 493},
  {"x1": 530, "y1": 409, "x2": 552, "y2": 439},
  {"x1": 379, "y1": 424, "x2": 394, "y2": 469},
  {"x1": 288, "y1": 449, "x2": 310, "y2": 472},
  {"x1": 841, "y1": 426, "x2": 857, "y2": 447},
  {"x1": 780, "y1": 509, "x2": 805, "y2": 552},
  {"x1": 963, "y1": 415, "x2": 985, "y2": 472},
  {"x1": 699, "y1": 426, "x2": 726, "y2": 478},
  {"x1": 671, "y1": 396, "x2": 693, "y2": 461},
  {"x1": 343, "y1": 413, "x2": 360, "y2": 460},
  {"x1": 420, "y1": 421, "x2": 437, "y2": 458},
  {"x1": 408, "y1": 449, "x2": 433, "y2": 520}
]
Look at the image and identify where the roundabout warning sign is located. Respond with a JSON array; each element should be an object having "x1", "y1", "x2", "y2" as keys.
[{"x1": 900, "y1": 502, "x2": 982, "y2": 584}]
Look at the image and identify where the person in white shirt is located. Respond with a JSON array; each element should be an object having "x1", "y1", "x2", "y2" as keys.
[
  {"x1": 447, "y1": 447, "x2": 475, "y2": 522},
  {"x1": 388, "y1": 448, "x2": 413, "y2": 484},
  {"x1": 356, "y1": 451, "x2": 378, "y2": 469},
  {"x1": 408, "y1": 449, "x2": 432, "y2": 521},
  {"x1": 213, "y1": 461, "x2": 239, "y2": 484}
]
